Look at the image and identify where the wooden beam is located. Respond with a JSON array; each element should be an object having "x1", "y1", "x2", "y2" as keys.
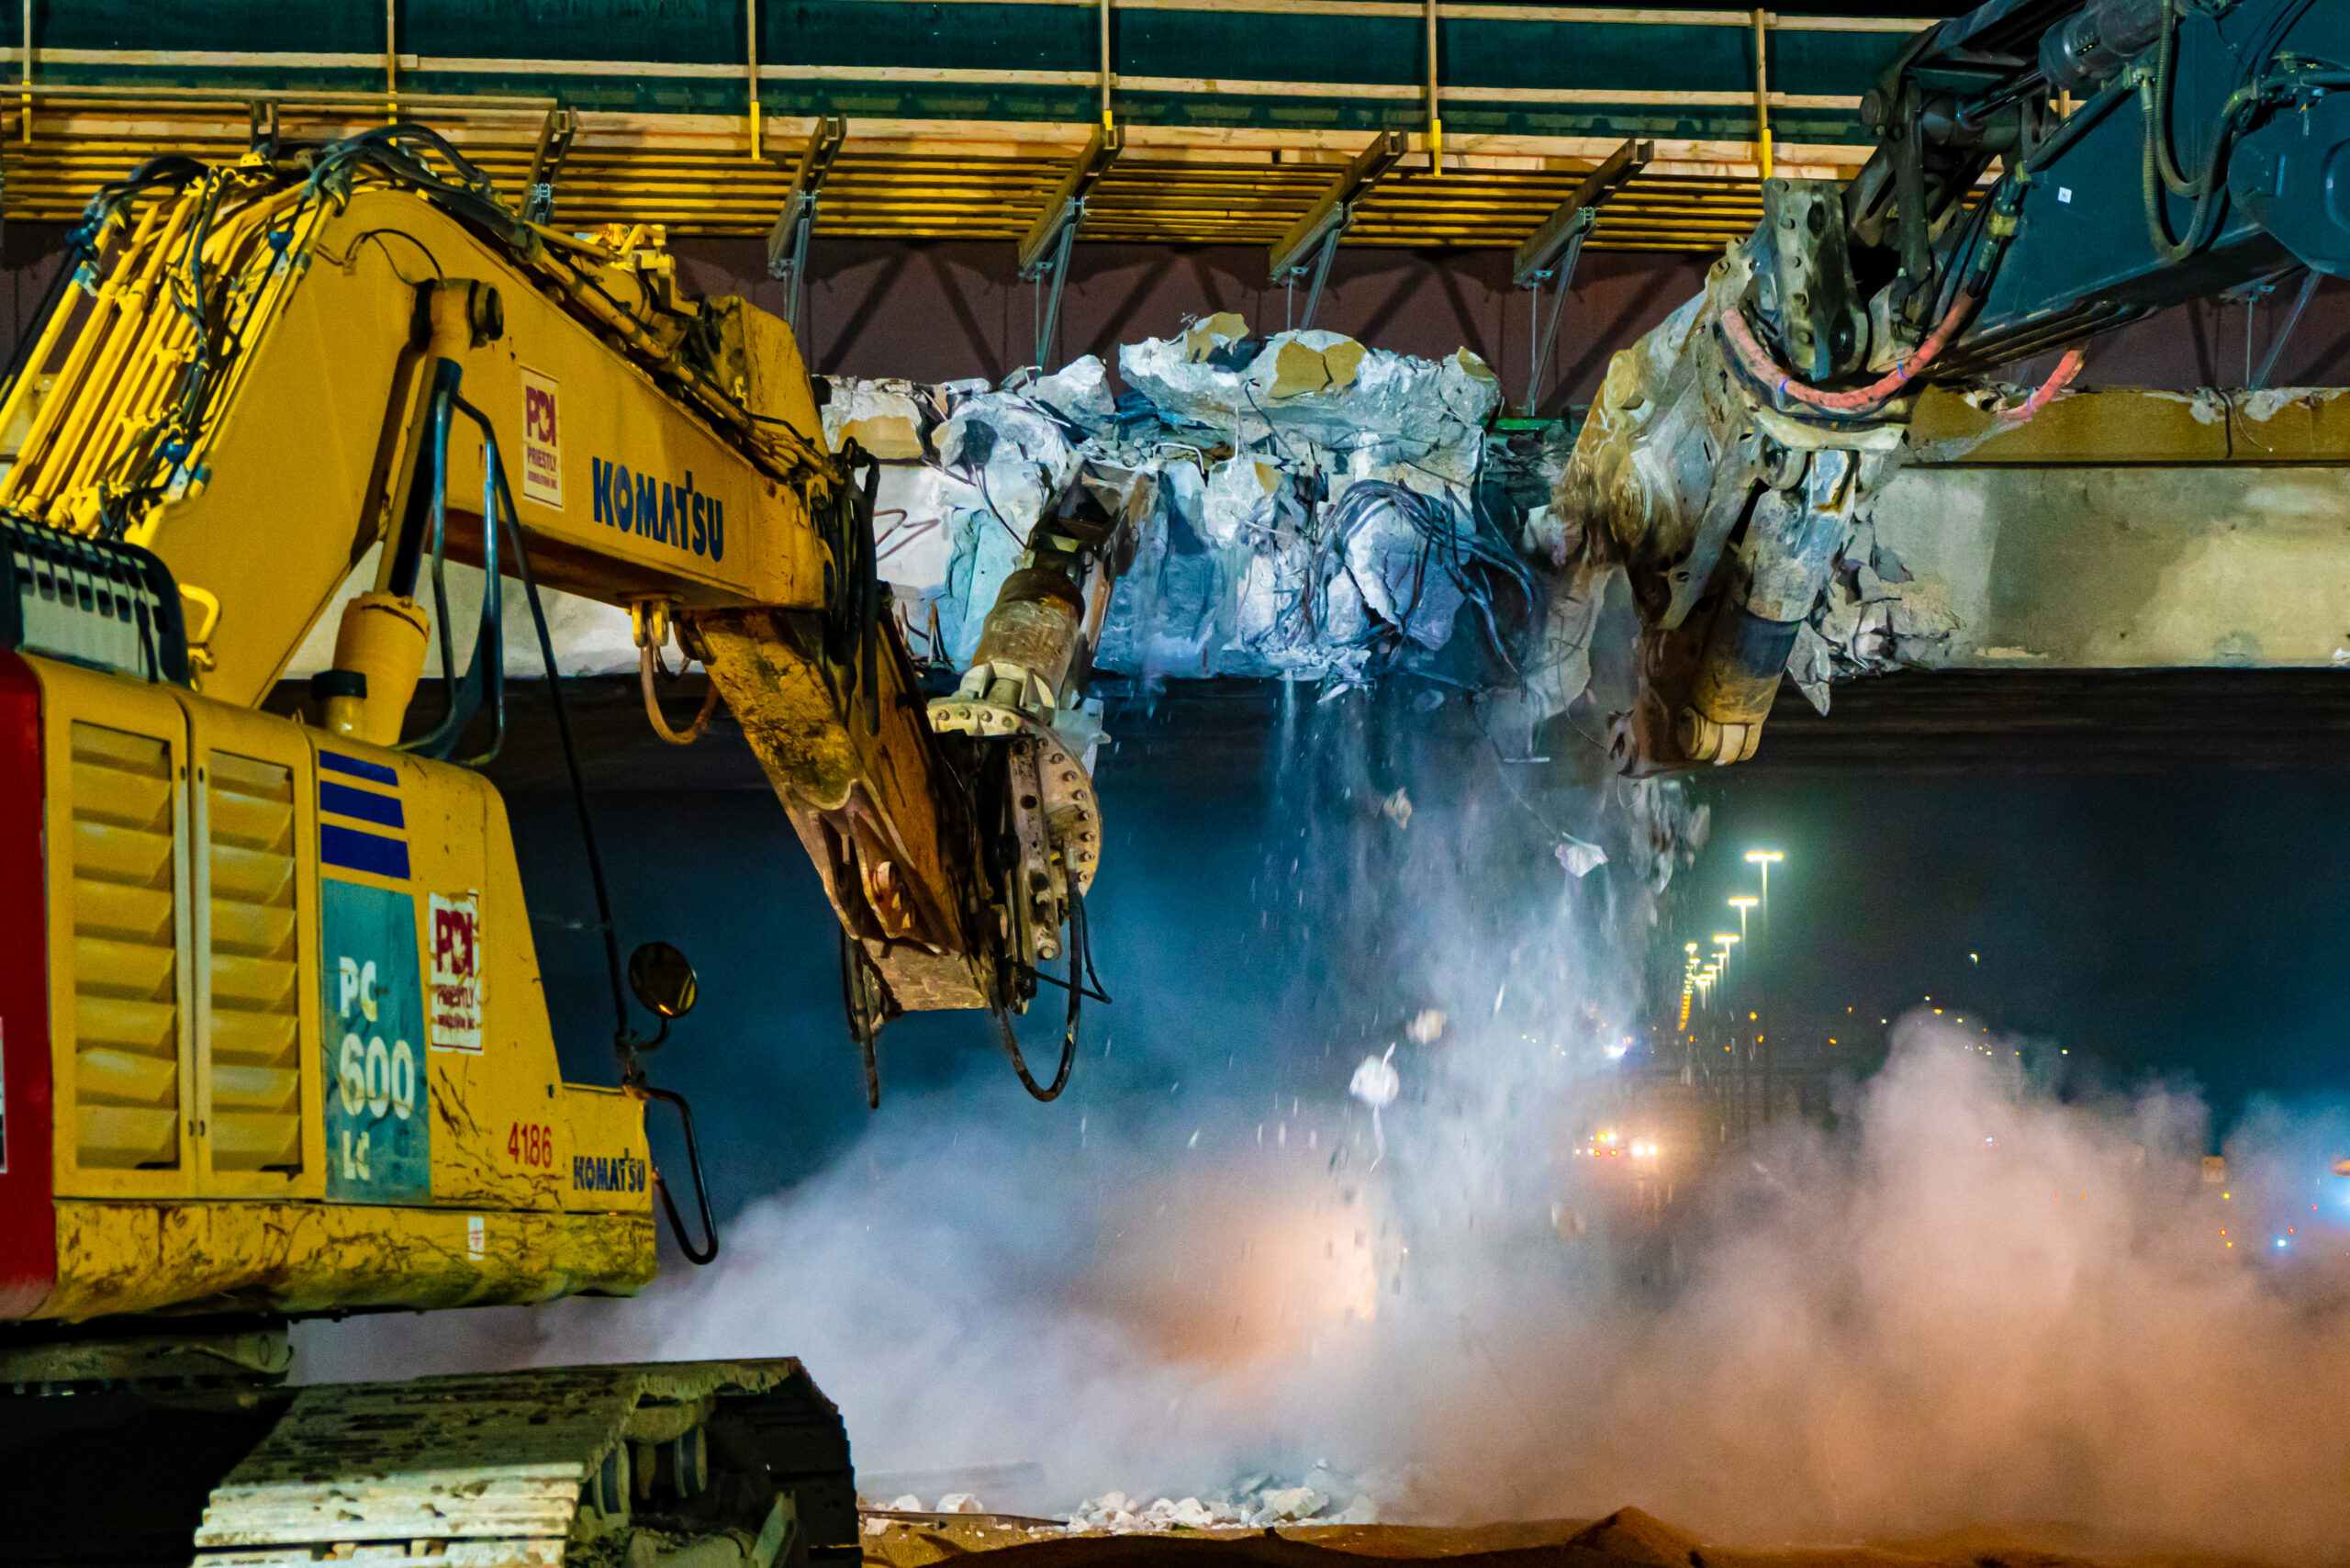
[
  {"x1": 1016, "y1": 121, "x2": 1124, "y2": 276},
  {"x1": 1512, "y1": 134, "x2": 1651, "y2": 286},
  {"x1": 1269, "y1": 129, "x2": 1405, "y2": 277}
]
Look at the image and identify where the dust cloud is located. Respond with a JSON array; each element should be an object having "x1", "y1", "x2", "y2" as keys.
[{"x1": 296, "y1": 703, "x2": 2350, "y2": 1563}]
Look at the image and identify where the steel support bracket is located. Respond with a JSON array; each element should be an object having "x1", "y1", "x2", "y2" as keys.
[
  {"x1": 1021, "y1": 124, "x2": 1122, "y2": 369},
  {"x1": 1269, "y1": 130, "x2": 1405, "y2": 332},
  {"x1": 1020, "y1": 122, "x2": 1123, "y2": 279},
  {"x1": 522, "y1": 106, "x2": 579, "y2": 225},
  {"x1": 1512, "y1": 135, "x2": 1651, "y2": 290},
  {"x1": 766, "y1": 116, "x2": 848, "y2": 339}
]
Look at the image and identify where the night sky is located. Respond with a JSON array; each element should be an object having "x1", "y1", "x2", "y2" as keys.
[{"x1": 1686, "y1": 764, "x2": 2350, "y2": 1120}]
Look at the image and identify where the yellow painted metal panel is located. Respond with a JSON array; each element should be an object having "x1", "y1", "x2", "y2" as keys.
[
  {"x1": 72, "y1": 933, "x2": 173, "y2": 997},
  {"x1": 557, "y1": 1086, "x2": 659, "y2": 1215},
  {"x1": 38, "y1": 1198, "x2": 655, "y2": 1322},
  {"x1": 73, "y1": 880, "x2": 173, "y2": 944},
  {"x1": 73, "y1": 1046, "x2": 178, "y2": 1106},
  {"x1": 208, "y1": 1006, "x2": 298, "y2": 1063},
  {"x1": 288, "y1": 731, "x2": 651, "y2": 1219},
  {"x1": 70, "y1": 820, "x2": 173, "y2": 884},
  {"x1": 326, "y1": 192, "x2": 827, "y2": 613},
  {"x1": 26, "y1": 655, "x2": 658, "y2": 1316},
  {"x1": 73, "y1": 1106, "x2": 177, "y2": 1169},
  {"x1": 39, "y1": 661, "x2": 196, "y2": 1197},
  {"x1": 210, "y1": 1062, "x2": 300, "y2": 1111},
  {"x1": 181, "y1": 693, "x2": 320, "y2": 1194},
  {"x1": 208, "y1": 898, "x2": 296, "y2": 958},
  {"x1": 210, "y1": 1114, "x2": 302, "y2": 1171},
  {"x1": 208, "y1": 951, "x2": 297, "y2": 1011},
  {"x1": 209, "y1": 842, "x2": 293, "y2": 904},
  {"x1": 73, "y1": 993, "x2": 174, "y2": 1052}
]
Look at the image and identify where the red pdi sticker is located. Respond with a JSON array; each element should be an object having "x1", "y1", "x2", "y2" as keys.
[
  {"x1": 429, "y1": 892, "x2": 485, "y2": 1054},
  {"x1": 520, "y1": 367, "x2": 563, "y2": 510}
]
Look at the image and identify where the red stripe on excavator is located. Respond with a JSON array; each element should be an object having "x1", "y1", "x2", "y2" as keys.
[{"x1": 0, "y1": 652, "x2": 54, "y2": 1319}]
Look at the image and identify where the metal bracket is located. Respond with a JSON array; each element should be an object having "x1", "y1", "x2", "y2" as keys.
[
  {"x1": 1269, "y1": 129, "x2": 1407, "y2": 330},
  {"x1": 1511, "y1": 137, "x2": 1651, "y2": 412},
  {"x1": 523, "y1": 106, "x2": 578, "y2": 225},
  {"x1": 1519, "y1": 207, "x2": 1593, "y2": 415},
  {"x1": 1020, "y1": 123, "x2": 1122, "y2": 277},
  {"x1": 766, "y1": 116, "x2": 848, "y2": 340},
  {"x1": 1020, "y1": 124, "x2": 1122, "y2": 369},
  {"x1": 247, "y1": 99, "x2": 280, "y2": 154},
  {"x1": 2253, "y1": 267, "x2": 2322, "y2": 390},
  {"x1": 1030, "y1": 202, "x2": 1082, "y2": 370},
  {"x1": 1512, "y1": 135, "x2": 1651, "y2": 289}
]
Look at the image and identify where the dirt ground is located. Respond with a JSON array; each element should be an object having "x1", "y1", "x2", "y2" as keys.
[{"x1": 857, "y1": 1506, "x2": 2288, "y2": 1568}]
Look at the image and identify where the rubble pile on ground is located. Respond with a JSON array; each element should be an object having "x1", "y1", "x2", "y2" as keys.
[
  {"x1": 857, "y1": 1466, "x2": 1381, "y2": 1536},
  {"x1": 1060, "y1": 1466, "x2": 1380, "y2": 1533},
  {"x1": 822, "y1": 319, "x2": 1550, "y2": 694}
]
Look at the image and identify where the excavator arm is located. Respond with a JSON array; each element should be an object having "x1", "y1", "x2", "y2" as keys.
[
  {"x1": 0, "y1": 128, "x2": 1105, "y2": 1024},
  {"x1": 0, "y1": 126, "x2": 1121, "y2": 1566},
  {"x1": 1560, "y1": 0, "x2": 2350, "y2": 771}
]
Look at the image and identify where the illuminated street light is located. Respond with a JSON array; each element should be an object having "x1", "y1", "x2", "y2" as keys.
[
  {"x1": 1729, "y1": 894, "x2": 1757, "y2": 940},
  {"x1": 1745, "y1": 849, "x2": 1784, "y2": 912}
]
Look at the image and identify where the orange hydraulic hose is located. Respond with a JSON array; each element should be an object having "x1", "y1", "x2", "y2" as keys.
[{"x1": 1718, "y1": 287, "x2": 1974, "y2": 415}]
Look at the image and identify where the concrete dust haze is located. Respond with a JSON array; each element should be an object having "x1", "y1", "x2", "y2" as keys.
[{"x1": 297, "y1": 697, "x2": 2350, "y2": 1562}]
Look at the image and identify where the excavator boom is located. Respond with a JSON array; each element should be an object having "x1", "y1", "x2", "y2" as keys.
[
  {"x1": 0, "y1": 127, "x2": 1119, "y2": 1566},
  {"x1": 0, "y1": 131, "x2": 1033, "y2": 1011}
]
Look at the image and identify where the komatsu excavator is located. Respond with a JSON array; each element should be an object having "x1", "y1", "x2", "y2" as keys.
[
  {"x1": 1561, "y1": 0, "x2": 2349, "y2": 770},
  {"x1": 0, "y1": 127, "x2": 1121, "y2": 1566}
]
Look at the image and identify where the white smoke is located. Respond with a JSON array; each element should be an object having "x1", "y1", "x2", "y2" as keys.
[{"x1": 295, "y1": 713, "x2": 2350, "y2": 1563}]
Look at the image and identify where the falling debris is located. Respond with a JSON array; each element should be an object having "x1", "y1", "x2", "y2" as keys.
[
  {"x1": 1381, "y1": 789, "x2": 1414, "y2": 830},
  {"x1": 1555, "y1": 835, "x2": 1608, "y2": 878},
  {"x1": 1404, "y1": 1008, "x2": 1446, "y2": 1045},
  {"x1": 1350, "y1": 1045, "x2": 1400, "y2": 1163}
]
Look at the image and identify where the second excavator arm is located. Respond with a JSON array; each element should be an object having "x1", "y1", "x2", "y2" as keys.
[{"x1": 1560, "y1": 0, "x2": 2349, "y2": 771}]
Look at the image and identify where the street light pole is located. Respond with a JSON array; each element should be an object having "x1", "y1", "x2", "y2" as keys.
[
  {"x1": 1713, "y1": 933, "x2": 1740, "y2": 1132},
  {"x1": 1743, "y1": 851, "x2": 1783, "y2": 1126}
]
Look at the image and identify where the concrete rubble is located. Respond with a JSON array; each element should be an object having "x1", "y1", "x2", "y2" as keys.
[
  {"x1": 855, "y1": 1465, "x2": 1381, "y2": 1538},
  {"x1": 823, "y1": 317, "x2": 1543, "y2": 689},
  {"x1": 1059, "y1": 1466, "x2": 1381, "y2": 1534}
]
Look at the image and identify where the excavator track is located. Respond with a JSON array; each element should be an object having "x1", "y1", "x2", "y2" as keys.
[{"x1": 2, "y1": 1354, "x2": 856, "y2": 1568}]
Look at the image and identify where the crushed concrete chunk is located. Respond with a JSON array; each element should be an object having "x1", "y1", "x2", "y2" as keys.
[{"x1": 1257, "y1": 1486, "x2": 1327, "y2": 1521}]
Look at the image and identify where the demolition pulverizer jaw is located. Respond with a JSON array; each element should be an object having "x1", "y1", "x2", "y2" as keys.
[{"x1": 1005, "y1": 734, "x2": 1063, "y2": 965}]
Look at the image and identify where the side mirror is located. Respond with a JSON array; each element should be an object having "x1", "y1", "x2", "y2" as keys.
[{"x1": 628, "y1": 941, "x2": 699, "y2": 1020}]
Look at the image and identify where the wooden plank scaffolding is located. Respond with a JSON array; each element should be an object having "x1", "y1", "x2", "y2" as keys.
[{"x1": 0, "y1": 3, "x2": 1922, "y2": 252}]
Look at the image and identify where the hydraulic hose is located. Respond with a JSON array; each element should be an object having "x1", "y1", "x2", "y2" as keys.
[
  {"x1": 2004, "y1": 346, "x2": 2088, "y2": 423},
  {"x1": 993, "y1": 890, "x2": 1102, "y2": 1103},
  {"x1": 639, "y1": 642, "x2": 719, "y2": 745},
  {"x1": 1718, "y1": 286, "x2": 1974, "y2": 416},
  {"x1": 640, "y1": 1084, "x2": 721, "y2": 1265}
]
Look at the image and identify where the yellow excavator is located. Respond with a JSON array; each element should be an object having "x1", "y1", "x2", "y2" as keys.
[{"x1": 0, "y1": 126, "x2": 1118, "y2": 1566}]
